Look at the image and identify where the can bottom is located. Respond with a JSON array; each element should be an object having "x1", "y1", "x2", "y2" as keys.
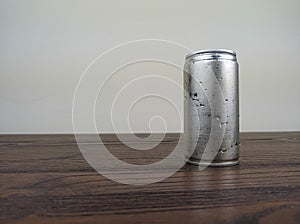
[{"x1": 187, "y1": 158, "x2": 239, "y2": 167}]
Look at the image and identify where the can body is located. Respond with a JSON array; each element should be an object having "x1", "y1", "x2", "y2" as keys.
[{"x1": 184, "y1": 49, "x2": 239, "y2": 166}]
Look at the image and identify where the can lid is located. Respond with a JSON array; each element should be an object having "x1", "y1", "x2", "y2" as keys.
[{"x1": 185, "y1": 49, "x2": 237, "y2": 60}]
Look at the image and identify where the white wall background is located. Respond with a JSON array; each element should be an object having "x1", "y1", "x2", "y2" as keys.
[{"x1": 1, "y1": 0, "x2": 300, "y2": 133}]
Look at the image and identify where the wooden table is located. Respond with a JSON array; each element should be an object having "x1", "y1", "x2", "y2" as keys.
[{"x1": 0, "y1": 132, "x2": 299, "y2": 224}]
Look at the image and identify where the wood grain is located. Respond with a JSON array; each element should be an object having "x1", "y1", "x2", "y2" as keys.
[{"x1": 0, "y1": 132, "x2": 299, "y2": 224}]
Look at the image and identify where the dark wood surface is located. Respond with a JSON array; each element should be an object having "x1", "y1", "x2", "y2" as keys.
[{"x1": 0, "y1": 132, "x2": 299, "y2": 224}]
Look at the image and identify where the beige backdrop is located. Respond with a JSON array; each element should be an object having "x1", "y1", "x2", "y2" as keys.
[{"x1": 1, "y1": 0, "x2": 299, "y2": 133}]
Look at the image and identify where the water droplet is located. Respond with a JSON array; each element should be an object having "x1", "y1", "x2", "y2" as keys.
[
  {"x1": 219, "y1": 122, "x2": 228, "y2": 128},
  {"x1": 194, "y1": 93, "x2": 198, "y2": 97},
  {"x1": 220, "y1": 148, "x2": 227, "y2": 153},
  {"x1": 225, "y1": 99, "x2": 228, "y2": 102},
  {"x1": 199, "y1": 81, "x2": 203, "y2": 85},
  {"x1": 219, "y1": 77, "x2": 223, "y2": 80},
  {"x1": 199, "y1": 103, "x2": 205, "y2": 107},
  {"x1": 234, "y1": 141, "x2": 241, "y2": 146},
  {"x1": 204, "y1": 88, "x2": 207, "y2": 91}
]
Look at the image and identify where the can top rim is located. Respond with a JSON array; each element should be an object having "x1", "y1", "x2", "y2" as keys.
[{"x1": 185, "y1": 49, "x2": 236, "y2": 59}]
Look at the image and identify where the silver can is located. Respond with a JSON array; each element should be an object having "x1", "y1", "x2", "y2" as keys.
[{"x1": 184, "y1": 49, "x2": 239, "y2": 166}]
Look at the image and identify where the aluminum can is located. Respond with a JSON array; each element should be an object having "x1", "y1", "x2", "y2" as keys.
[{"x1": 184, "y1": 49, "x2": 239, "y2": 166}]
